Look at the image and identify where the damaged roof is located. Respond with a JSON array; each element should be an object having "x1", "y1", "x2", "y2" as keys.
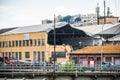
[{"x1": 0, "y1": 22, "x2": 120, "y2": 37}]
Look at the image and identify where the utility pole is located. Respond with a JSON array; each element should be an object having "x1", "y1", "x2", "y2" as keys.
[{"x1": 53, "y1": 14, "x2": 56, "y2": 80}]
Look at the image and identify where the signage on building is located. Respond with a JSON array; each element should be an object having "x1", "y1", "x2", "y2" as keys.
[{"x1": 24, "y1": 34, "x2": 30, "y2": 40}]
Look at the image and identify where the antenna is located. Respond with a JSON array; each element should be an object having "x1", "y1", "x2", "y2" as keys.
[
  {"x1": 107, "y1": 7, "x2": 110, "y2": 16},
  {"x1": 96, "y1": 3, "x2": 100, "y2": 24}
]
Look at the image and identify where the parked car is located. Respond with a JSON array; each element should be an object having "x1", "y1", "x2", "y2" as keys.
[
  {"x1": 102, "y1": 62, "x2": 113, "y2": 69},
  {"x1": 96, "y1": 62, "x2": 114, "y2": 70}
]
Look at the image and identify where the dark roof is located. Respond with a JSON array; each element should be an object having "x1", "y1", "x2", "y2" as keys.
[{"x1": 0, "y1": 27, "x2": 17, "y2": 34}]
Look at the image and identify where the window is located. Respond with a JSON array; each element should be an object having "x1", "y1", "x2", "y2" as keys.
[
  {"x1": 106, "y1": 57, "x2": 111, "y2": 62},
  {"x1": 9, "y1": 41, "x2": 11, "y2": 47},
  {"x1": 16, "y1": 52, "x2": 18, "y2": 59},
  {"x1": 16, "y1": 41, "x2": 18, "y2": 47},
  {"x1": 42, "y1": 51, "x2": 45, "y2": 62},
  {"x1": 33, "y1": 51, "x2": 36, "y2": 61},
  {"x1": 5, "y1": 41, "x2": 7, "y2": 47},
  {"x1": 19, "y1": 52, "x2": 22, "y2": 60},
  {"x1": 2, "y1": 52, "x2": 4, "y2": 58},
  {"x1": 4, "y1": 41, "x2": 8, "y2": 47},
  {"x1": 26, "y1": 40, "x2": 29, "y2": 46},
  {"x1": 52, "y1": 52, "x2": 66, "y2": 58},
  {"x1": 25, "y1": 52, "x2": 30, "y2": 58},
  {"x1": 12, "y1": 52, "x2": 14, "y2": 58},
  {"x1": 97, "y1": 57, "x2": 101, "y2": 64},
  {"x1": 33, "y1": 39, "x2": 36, "y2": 46},
  {"x1": 0, "y1": 42, "x2": 1, "y2": 48},
  {"x1": 1, "y1": 42, "x2": 2, "y2": 47},
  {"x1": 19, "y1": 40, "x2": 22, "y2": 47},
  {"x1": 88, "y1": 57, "x2": 94, "y2": 60},
  {"x1": 5, "y1": 52, "x2": 8, "y2": 57},
  {"x1": 42, "y1": 39, "x2": 45, "y2": 45},
  {"x1": 38, "y1": 51, "x2": 40, "y2": 62},
  {"x1": 23, "y1": 40, "x2": 25, "y2": 46},
  {"x1": 12, "y1": 41, "x2": 14, "y2": 47},
  {"x1": 38, "y1": 39, "x2": 40, "y2": 46},
  {"x1": 6, "y1": 41, "x2": 8, "y2": 47},
  {"x1": 9, "y1": 52, "x2": 11, "y2": 57},
  {"x1": 3, "y1": 42, "x2": 4, "y2": 47},
  {"x1": 30, "y1": 39, "x2": 33, "y2": 46}
]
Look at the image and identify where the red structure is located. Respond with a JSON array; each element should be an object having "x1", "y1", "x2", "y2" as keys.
[{"x1": 70, "y1": 45, "x2": 120, "y2": 65}]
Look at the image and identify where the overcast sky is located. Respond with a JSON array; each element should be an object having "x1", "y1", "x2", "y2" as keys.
[{"x1": 0, "y1": 0, "x2": 119, "y2": 29}]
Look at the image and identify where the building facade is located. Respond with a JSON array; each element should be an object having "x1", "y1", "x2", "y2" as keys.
[
  {"x1": 0, "y1": 23, "x2": 73, "y2": 64},
  {"x1": 98, "y1": 16, "x2": 119, "y2": 24},
  {"x1": 70, "y1": 45, "x2": 120, "y2": 65}
]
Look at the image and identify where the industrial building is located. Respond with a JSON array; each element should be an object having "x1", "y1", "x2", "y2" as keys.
[{"x1": 0, "y1": 22, "x2": 120, "y2": 64}]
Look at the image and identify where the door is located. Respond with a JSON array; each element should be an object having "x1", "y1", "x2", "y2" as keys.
[{"x1": 115, "y1": 57, "x2": 120, "y2": 65}]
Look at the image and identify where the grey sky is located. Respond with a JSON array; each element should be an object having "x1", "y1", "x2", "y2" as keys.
[{"x1": 0, "y1": 0, "x2": 119, "y2": 29}]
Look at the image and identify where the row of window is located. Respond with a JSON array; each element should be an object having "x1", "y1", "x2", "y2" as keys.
[
  {"x1": 2, "y1": 51, "x2": 45, "y2": 62},
  {"x1": 0, "y1": 39, "x2": 45, "y2": 48},
  {"x1": 52, "y1": 52, "x2": 66, "y2": 58},
  {"x1": 2, "y1": 52, "x2": 22, "y2": 60},
  {"x1": 2, "y1": 51, "x2": 65, "y2": 62}
]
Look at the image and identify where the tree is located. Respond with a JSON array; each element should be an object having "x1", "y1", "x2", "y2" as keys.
[
  {"x1": 75, "y1": 17, "x2": 81, "y2": 22},
  {"x1": 61, "y1": 15, "x2": 72, "y2": 23}
]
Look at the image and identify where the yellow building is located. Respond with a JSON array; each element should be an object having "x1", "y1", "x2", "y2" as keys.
[{"x1": 0, "y1": 22, "x2": 73, "y2": 63}]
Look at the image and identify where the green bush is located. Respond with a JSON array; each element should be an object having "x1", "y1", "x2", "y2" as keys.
[{"x1": 61, "y1": 60, "x2": 75, "y2": 72}]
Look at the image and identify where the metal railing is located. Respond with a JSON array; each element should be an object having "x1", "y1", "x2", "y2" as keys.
[{"x1": 0, "y1": 64, "x2": 120, "y2": 72}]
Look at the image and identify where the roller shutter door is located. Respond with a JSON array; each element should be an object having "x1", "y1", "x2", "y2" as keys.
[{"x1": 115, "y1": 57, "x2": 120, "y2": 65}]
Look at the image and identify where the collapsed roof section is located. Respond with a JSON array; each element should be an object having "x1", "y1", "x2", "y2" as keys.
[{"x1": 48, "y1": 24, "x2": 88, "y2": 45}]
